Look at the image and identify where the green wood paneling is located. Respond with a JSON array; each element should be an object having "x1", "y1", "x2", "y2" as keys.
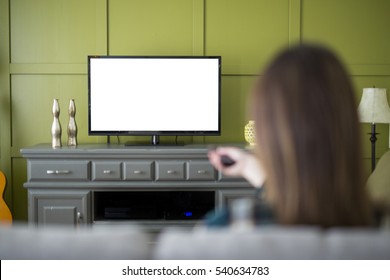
[
  {"x1": 11, "y1": 158, "x2": 27, "y2": 221},
  {"x1": 205, "y1": 0, "x2": 290, "y2": 74},
  {"x1": 0, "y1": 0, "x2": 12, "y2": 210},
  {"x1": 10, "y1": 0, "x2": 107, "y2": 63},
  {"x1": 1, "y1": 0, "x2": 389, "y2": 220},
  {"x1": 302, "y1": 0, "x2": 390, "y2": 66},
  {"x1": 11, "y1": 75, "x2": 94, "y2": 152},
  {"x1": 109, "y1": 0, "x2": 196, "y2": 55},
  {"x1": 205, "y1": 76, "x2": 256, "y2": 143}
]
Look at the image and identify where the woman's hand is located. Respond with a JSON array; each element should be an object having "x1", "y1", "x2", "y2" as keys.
[{"x1": 208, "y1": 147, "x2": 266, "y2": 188}]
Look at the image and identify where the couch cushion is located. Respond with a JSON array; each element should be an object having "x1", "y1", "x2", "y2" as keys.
[
  {"x1": 325, "y1": 228, "x2": 390, "y2": 259},
  {"x1": 154, "y1": 226, "x2": 390, "y2": 260},
  {"x1": 0, "y1": 224, "x2": 150, "y2": 260},
  {"x1": 368, "y1": 150, "x2": 390, "y2": 206},
  {"x1": 155, "y1": 226, "x2": 324, "y2": 259}
]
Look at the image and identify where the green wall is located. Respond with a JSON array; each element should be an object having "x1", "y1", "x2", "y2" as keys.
[{"x1": 1, "y1": 0, "x2": 389, "y2": 221}]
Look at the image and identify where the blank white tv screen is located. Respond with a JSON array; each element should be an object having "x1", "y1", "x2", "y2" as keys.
[{"x1": 88, "y1": 56, "x2": 221, "y2": 135}]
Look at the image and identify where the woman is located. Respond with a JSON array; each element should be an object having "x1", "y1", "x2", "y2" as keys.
[{"x1": 208, "y1": 44, "x2": 372, "y2": 228}]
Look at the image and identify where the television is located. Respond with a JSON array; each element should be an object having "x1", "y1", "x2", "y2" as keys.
[{"x1": 88, "y1": 56, "x2": 221, "y2": 144}]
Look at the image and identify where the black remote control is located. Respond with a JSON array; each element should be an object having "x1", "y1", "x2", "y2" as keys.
[{"x1": 220, "y1": 155, "x2": 236, "y2": 167}]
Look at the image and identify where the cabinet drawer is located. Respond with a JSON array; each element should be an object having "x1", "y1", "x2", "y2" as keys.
[
  {"x1": 28, "y1": 160, "x2": 90, "y2": 181},
  {"x1": 188, "y1": 161, "x2": 216, "y2": 180},
  {"x1": 92, "y1": 161, "x2": 121, "y2": 181},
  {"x1": 219, "y1": 172, "x2": 242, "y2": 181},
  {"x1": 124, "y1": 161, "x2": 154, "y2": 181},
  {"x1": 156, "y1": 161, "x2": 186, "y2": 181}
]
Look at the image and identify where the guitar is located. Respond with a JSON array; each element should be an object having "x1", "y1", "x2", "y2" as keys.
[{"x1": 0, "y1": 171, "x2": 13, "y2": 224}]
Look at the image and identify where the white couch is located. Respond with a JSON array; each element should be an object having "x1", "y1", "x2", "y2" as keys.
[{"x1": 154, "y1": 226, "x2": 390, "y2": 259}]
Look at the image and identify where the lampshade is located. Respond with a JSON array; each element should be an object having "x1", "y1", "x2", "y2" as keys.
[{"x1": 358, "y1": 88, "x2": 390, "y2": 124}]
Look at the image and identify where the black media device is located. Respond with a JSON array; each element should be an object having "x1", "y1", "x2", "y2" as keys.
[
  {"x1": 94, "y1": 191, "x2": 215, "y2": 220},
  {"x1": 88, "y1": 56, "x2": 221, "y2": 145},
  {"x1": 220, "y1": 155, "x2": 236, "y2": 167}
]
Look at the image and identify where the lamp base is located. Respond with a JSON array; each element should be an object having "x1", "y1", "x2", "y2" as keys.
[{"x1": 369, "y1": 123, "x2": 378, "y2": 172}]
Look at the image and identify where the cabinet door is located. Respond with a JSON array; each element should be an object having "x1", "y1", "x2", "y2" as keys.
[
  {"x1": 28, "y1": 190, "x2": 91, "y2": 226},
  {"x1": 217, "y1": 189, "x2": 257, "y2": 209}
]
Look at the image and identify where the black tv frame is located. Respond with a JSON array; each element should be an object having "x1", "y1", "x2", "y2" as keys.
[{"x1": 88, "y1": 55, "x2": 221, "y2": 143}]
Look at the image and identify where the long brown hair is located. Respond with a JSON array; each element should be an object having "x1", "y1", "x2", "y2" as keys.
[{"x1": 252, "y1": 44, "x2": 372, "y2": 227}]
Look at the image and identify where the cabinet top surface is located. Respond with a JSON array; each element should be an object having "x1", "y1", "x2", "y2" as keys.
[{"x1": 21, "y1": 143, "x2": 248, "y2": 158}]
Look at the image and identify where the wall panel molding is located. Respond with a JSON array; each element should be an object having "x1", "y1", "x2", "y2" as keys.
[
  {"x1": 10, "y1": 64, "x2": 87, "y2": 75},
  {"x1": 289, "y1": 0, "x2": 301, "y2": 45},
  {"x1": 348, "y1": 64, "x2": 390, "y2": 76},
  {"x1": 192, "y1": 0, "x2": 205, "y2": 56}
]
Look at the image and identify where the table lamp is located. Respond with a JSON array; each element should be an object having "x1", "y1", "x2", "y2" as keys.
[{"x1": 358, "y1": 88, "x2": 390, "y2": 171}]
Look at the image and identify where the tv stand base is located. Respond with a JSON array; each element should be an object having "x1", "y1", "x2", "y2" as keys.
[{"x1": 21, "y1": 144, "x2": 255, "y2": 231}]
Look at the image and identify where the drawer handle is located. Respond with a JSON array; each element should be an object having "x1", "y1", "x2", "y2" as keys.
[
  {"x1": 103, "y1": 170, "x2": 112, "y2": 174},
  {"x1": 167, "y1": 170, "x2": 176, "y2": 174},
  {"x1": 133, "y1": 170, "x2": 143, "y2": 174},
  {"x1": 46, "y1": 170, "x2": 70, "y2": 175},
  {"x1": 77, "y1": 211, "x2": 82, "y2": 225},
  {"x1": 197, "y1": 170, "x2": 207, "y2": 174}
]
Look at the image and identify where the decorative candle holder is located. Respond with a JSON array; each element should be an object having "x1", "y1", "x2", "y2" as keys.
[
  {"x1": 51, "y1": 99, "x2": 62, "y2": 148},
  {"x1": 244, "y1": 120, "x2": 256, "y2": 146},
  {"x1": 67, "y1": 99, "x2": 77, "y2": 146}
]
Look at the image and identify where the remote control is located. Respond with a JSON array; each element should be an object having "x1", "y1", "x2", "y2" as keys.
[{"x1": 220, "y1": 155, "x2": 236, "y2": 167}]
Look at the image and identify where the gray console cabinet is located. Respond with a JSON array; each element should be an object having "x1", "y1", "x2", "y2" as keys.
[{"x1": 21, "y1": 144, "x2": 254, "y2": 230}]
